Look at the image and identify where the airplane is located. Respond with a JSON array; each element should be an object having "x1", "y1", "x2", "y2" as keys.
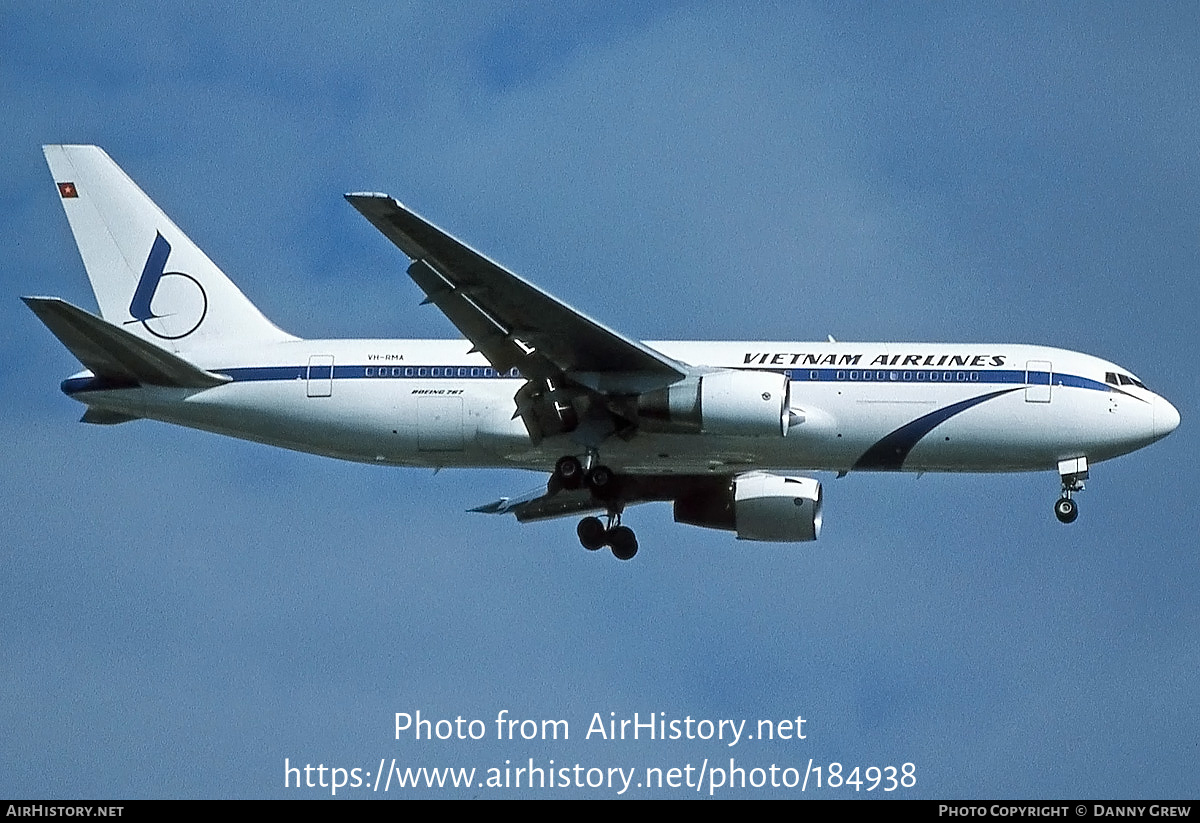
[{"x1": 26, "y1": 145, "x2": 1180, "y2": 560}]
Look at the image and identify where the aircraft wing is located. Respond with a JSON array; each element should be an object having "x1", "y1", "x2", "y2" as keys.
[
  {"x1": 470, "y1": 485, "x2": 606, "y2": 522},
  {"x1": 471, "y1": 474, "x2": 728, "y2": 523},
  {"x1": 345, "y1": 193, "x2": 689, "y2": 395}
]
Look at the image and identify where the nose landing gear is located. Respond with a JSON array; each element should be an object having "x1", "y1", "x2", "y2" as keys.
[{"x1": 1054, "y1": 457, "x2": 1088, "y2": 524}]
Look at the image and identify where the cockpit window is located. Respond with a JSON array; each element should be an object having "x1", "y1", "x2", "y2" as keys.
[{"x1": 1108, "y1": 372, "x2": 1148, "y2": 390}]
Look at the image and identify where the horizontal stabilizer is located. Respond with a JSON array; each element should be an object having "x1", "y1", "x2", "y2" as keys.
[
  {"x1": 22, "y1": 296, "x2": 230, "y2": 389},
  {"x1": 80, "y1": 408, "x2": 141, "y2": 425}
]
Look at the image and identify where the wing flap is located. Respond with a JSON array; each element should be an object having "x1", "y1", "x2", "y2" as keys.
[
  {"x1": 471, "y1": 474, "x2": 731, "y2": 523},
  {"x1": 471, "y1": 485, "x2": 607, "y2": 523},
  {"x1": 408, "y1": 259, "x2": 523, "y2": 373}
]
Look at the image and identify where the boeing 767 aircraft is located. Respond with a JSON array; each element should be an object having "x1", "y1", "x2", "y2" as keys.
[{"x1": 26, "y1": 146, "x2": 1180, "y2": 559}]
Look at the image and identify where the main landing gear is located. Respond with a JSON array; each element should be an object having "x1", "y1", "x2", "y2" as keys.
[
  {"x1": 1054, "y1": 457, "x2": 1088, "y2": 524},
  {"x1": 551, "y1": 455, "x2": 618, "y2": 498},
  {"x1": 552, "y1": 453, "x2": 636, "y2": 560},
  {"x1": 577, "y1": 513, "x2": 638, "y2": 560}
]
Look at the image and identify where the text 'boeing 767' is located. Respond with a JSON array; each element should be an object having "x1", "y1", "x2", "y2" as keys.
[{"x1": 27, "y1": 146, "x2": 1179, "y2": 560}]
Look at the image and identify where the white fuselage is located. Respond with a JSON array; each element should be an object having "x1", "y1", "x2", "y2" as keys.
[
  {"x1": 63, "y1": 338, "x2": 1177, "y2": 477},
  {"x1": 34, "y1": 145, "x2": 1182, "y2": 546}
]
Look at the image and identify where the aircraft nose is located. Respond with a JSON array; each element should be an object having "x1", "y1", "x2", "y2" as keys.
[{"x1": 1153, "y1": 394, "x2": 1181, "y2": 440}]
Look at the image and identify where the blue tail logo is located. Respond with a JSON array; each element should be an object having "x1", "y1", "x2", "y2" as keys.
[{"x1": 127, "y1": 233, "x2": 208, "y2": 340}]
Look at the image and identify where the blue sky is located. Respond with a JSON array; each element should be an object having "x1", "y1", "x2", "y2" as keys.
[{"x1": 3, "y1": 3, "x2": 1197, "y2": 798}]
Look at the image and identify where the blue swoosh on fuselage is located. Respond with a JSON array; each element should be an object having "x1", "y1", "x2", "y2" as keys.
[{"x1": 853, "y1": 388, "x2": 1023, "y2": 471}]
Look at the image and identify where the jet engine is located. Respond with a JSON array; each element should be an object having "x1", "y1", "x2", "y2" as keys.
[
  {"x1": 673, "y1": 472, "x2": 822, "y2": 542},
  {"x1": 637, "y1": 370, "x2": 791, "y2": 436}
]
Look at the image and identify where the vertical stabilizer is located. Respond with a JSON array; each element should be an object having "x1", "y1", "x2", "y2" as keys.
[{"x1": 43, "y1": 145, "x2": 295, "y2": 351}]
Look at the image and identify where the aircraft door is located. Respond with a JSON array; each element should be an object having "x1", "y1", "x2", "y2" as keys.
[
  {"x1": 306, "y1": 355, "x2": 334, "y2": 397},
  {"x1": 1025, "y1": 360, "x2": 1052, "y2": 403}
]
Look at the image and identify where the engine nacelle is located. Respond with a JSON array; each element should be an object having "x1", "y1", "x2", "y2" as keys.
[
  {"x1": 674, "y1": 472, "x2": 822, "y2": 542},
  {"x1": 638, "y1": 370, "x2": 791, "y2": 436}
]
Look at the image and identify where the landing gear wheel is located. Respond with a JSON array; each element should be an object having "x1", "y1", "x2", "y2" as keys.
[
  {"x1": 608, "y1": 525, "x2": 638, "y2": 560},
  {"x1": 554, "y1": 455, "x2": 584, "y2": 490},
  {"x1": 577, "y1": 516, "x2": 606, "y2": 551},
  {"x1": 586, "y1": 464, "x2": 616, "y2": 498},
  {"x1": 1054, "y1": 497, "x2": 1079, "y2": 524}
]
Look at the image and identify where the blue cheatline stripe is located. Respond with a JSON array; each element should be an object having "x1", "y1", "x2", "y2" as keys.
[
  {"x1": 61, "y1": 366, "x2": 525, "y2": 395},
  {"x1": 61, "y1": 363, "x2": 1117, "y2": 396},
  {"x1": 785, "y1": 367, "x2": 1111, "y2": 392},
  {"x1": 216, "y1": 365, "x2": 525, "y2": 382},
  {"x1": 213, "y1": 365, "x2": 1111, "y2": 388},
  {"x1": 61, "y1": 375, "x2": 136, "y2": 395},
  {"x1": 853, "y1": 387, "x2": 1024, "y2": 471}
]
